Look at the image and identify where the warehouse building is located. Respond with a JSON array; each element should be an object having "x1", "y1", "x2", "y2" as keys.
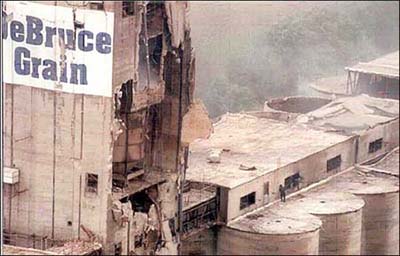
[{"x1": 183, "y1": 95, "x2": 399, "y2": 255}]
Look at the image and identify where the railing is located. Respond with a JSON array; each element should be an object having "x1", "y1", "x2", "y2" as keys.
[{"x1": 182, "y1": 197, "x2": 218, "y2": 235}]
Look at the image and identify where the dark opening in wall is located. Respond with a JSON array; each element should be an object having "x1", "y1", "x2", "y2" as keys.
[
  {"x1": 115, "y1": 80, "x2": 133, "y2": 116},
  {"x1": 114, "y1": 242, "x2": 122, "y2": 256},
  {"x1": 284, "y1": 172, "x2": 301, "y2": 190},
  {"x1": 122, "y1": 188, "x2": 155, "y2": 213},
  {"x1": 169, "y1": 218, "x2": 177, "y2": 238},
  {"x1": 135, "y1": 234, "x2": 144, "y2": 248},
  {"x1": 146, "y1": 2, "x2": 164, "y2": 37},
  {"x1": 149, "y1": 35, "x2": 163, "y2": 72},
  {"x1": 368, "y1": 138, "x2": 383, "y2": 153},
  {"x1": 240, "y1": 192, "x2": 256, "y2": 210},
  {"x1": 122, "y1": 1, "x2": 135, "y2": 17},
  {"x1": 138, "y1": 17, "x2": 163, "y2": 90},
  {"x1": 327, "y1": 155, "x2": 342, "y2": 172},
  {"x1": 85, "y1": 173, "x2": 98, "y2": 193},
  {"x1": 89, "y1": 1, "x2": 104, "y2": 10}
]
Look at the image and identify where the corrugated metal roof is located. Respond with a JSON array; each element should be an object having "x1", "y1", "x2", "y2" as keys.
[{"x1": 345, "y1": 51, "x2": 399, "y2": 79}]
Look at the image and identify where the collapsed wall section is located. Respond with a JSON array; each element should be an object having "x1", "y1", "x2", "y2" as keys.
[{"x1": 107, "y1": 1, "x2": 195, "y2": 255}]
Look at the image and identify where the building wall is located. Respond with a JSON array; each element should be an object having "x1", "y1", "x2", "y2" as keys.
[
  {"x1": 357, "y1": 119, "x2": 399, "y2": 164},
  {"x1": 3, "y1": 85, "x2": 113, "y2": 245},
  {"x1": 3, "y1": 1, "x2": 194, "y2": 254},
  {"x1": 226, "y1": 136, "x2": 357, "y2": 221}
]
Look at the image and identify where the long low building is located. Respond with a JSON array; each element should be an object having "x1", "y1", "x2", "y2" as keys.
[
  {"x1": 186, "y1": 113, "x2": 357, "y2": 222},
  {"x1": 183, "y1": 95, "x2": 399, "y2": 255},
  {"x1": 187, "y1": 95, "x2": 398, "y2": 223}
]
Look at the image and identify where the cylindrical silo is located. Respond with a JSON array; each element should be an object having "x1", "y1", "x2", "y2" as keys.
[
  {"x1": 218, "y1": 209, "x2": 321, "y2": 255},
  {"x1": 354, "y1": 189, "x2": 399, "y2": 255},
  {"x1": 325, "y1": 168, "x2": 399, "y2": 255},
  {"x1": 299, "y1": 192, "x2": 365, "y2": 255}
]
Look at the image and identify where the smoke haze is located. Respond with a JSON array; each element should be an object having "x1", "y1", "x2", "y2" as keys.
[{"x1": 189, "y1": 1, "x2": 399, "y2": 117}]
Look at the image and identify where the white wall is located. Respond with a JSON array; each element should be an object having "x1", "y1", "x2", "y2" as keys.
[
  {"x1": 226, "y1": 136, "x2": 357, "y2": 222},
  {"x1": 357, "y1": 119, "x2": 399, "y2": 164}
]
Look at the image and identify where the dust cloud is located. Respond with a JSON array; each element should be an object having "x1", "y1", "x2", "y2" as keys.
[{"x1": 189, "y1": 1, "x2": 399, "y2": 117}]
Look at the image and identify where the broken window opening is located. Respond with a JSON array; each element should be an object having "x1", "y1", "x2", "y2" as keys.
[
  {"x1": 122, "y1": 187, "x2": 156, "y2": 213},
  {"x1": 116, "y1": 80, "x2": 133, "y2": 116},
  {"x1": 146, "y1": 2, "x2": 164, "y2": 38},
  {"x1": 169, "y1": 218, "x2": 177, "y2": 238},
  {"x1": 122, "y1": 1, "x2": 135, "y2": 17},
  {"x1": 327, "y1": 155, "x2": 342, "y2": 172},
  {"x1": 114, "y1": 242, "x2": 122, "y2": 256},
  {"x1": 138, "y1": 19, "x2": 163, "y2": 91},
  {"x1": 368, "y1": 138, "x2": 383, "y2": 153},
  {"x1": 284, "y1": 172, "x2": 301, "y2": 190},
  {"x1": 240, "y1": 192, "x2": 256, "y2": 210},
  {"x1": 85, "y1": 173, "x2": 98, "y2": 193},
  {"x1": 134, "y1": 234, "x2": 144, "y2": 248}
]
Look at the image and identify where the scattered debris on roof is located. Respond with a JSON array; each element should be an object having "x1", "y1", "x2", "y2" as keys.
[
  {"x1": 297, "y1": 94, "x2": 399, "y2": 134},
  {"x1": 46, "y1": 240, "x2": 102, "y2": 255},
  {"x1": 187, "y1": 113, "x2": 350, "y2": 188}
]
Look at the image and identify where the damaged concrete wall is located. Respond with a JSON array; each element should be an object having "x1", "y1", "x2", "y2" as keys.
[
  {"x1": 3, "y1": 1, "x2": 194, "y2": 255},
  {"x1": 107, "y1": 1, "x2": 195, "y2": 255}
]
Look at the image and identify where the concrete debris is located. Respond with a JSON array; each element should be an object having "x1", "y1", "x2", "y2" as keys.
[
  {"x1": 121, "y1": 201, "x2": 133, "y2": 225},
  {"x1": 47, "y1": 241, "x2": 102, "y2": 255},
  {"x1": 182, "y1": 100, "x2": 213, "y2": 145},
  {"x1": 297, "y1": 94, "x2": 399, "y2": 134},
  {"x1": 239, "y1": 164, "x2": 257, "y2": 171},
  {"x1": 111, "y1": 200, "x2": 123, "y2": 223},
  {"x1": 207, "y1": 149, "x2": 222, "y2": 163}
]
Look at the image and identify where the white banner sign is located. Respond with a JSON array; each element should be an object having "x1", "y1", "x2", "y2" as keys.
[{"x1": 2, "y1": 1, "x2": 114, "y2": 97}]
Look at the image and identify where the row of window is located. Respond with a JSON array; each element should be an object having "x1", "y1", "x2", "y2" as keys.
[{"x1": 238, "y1": 138, "x2": 385, "y2": 210}]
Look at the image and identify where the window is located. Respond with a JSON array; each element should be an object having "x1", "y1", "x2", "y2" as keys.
[
  {"x1": 369, "y1": 138, "x2": 383, "y2": 153},
  {"x1": 240, "y1": 192, "x2": 256, "y2": 210},
  {"x1": 114, "y1": 242, "x2": 122, "y2": 256},
  {"x1": 86, "y1": 173, "x2": 98, "y2": 193},
  {"x1": 284, "y1": 172, "x2": 301, "y2": 189},
  {"x1": 327, "y1": 155, "x2": 341, "y2": 172},
  {"x1": 122, "y1": 1, "x2": 135, "y2": 17},
  {"x1": 89, "y1": 1, "x2": 104, "y2": 10},
  {"x1": 134, "y1": 234, "x2": 143, "y2": 248},
  {"x1": 263, "y1": 182, "x2": 269, "y2": 195}
]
